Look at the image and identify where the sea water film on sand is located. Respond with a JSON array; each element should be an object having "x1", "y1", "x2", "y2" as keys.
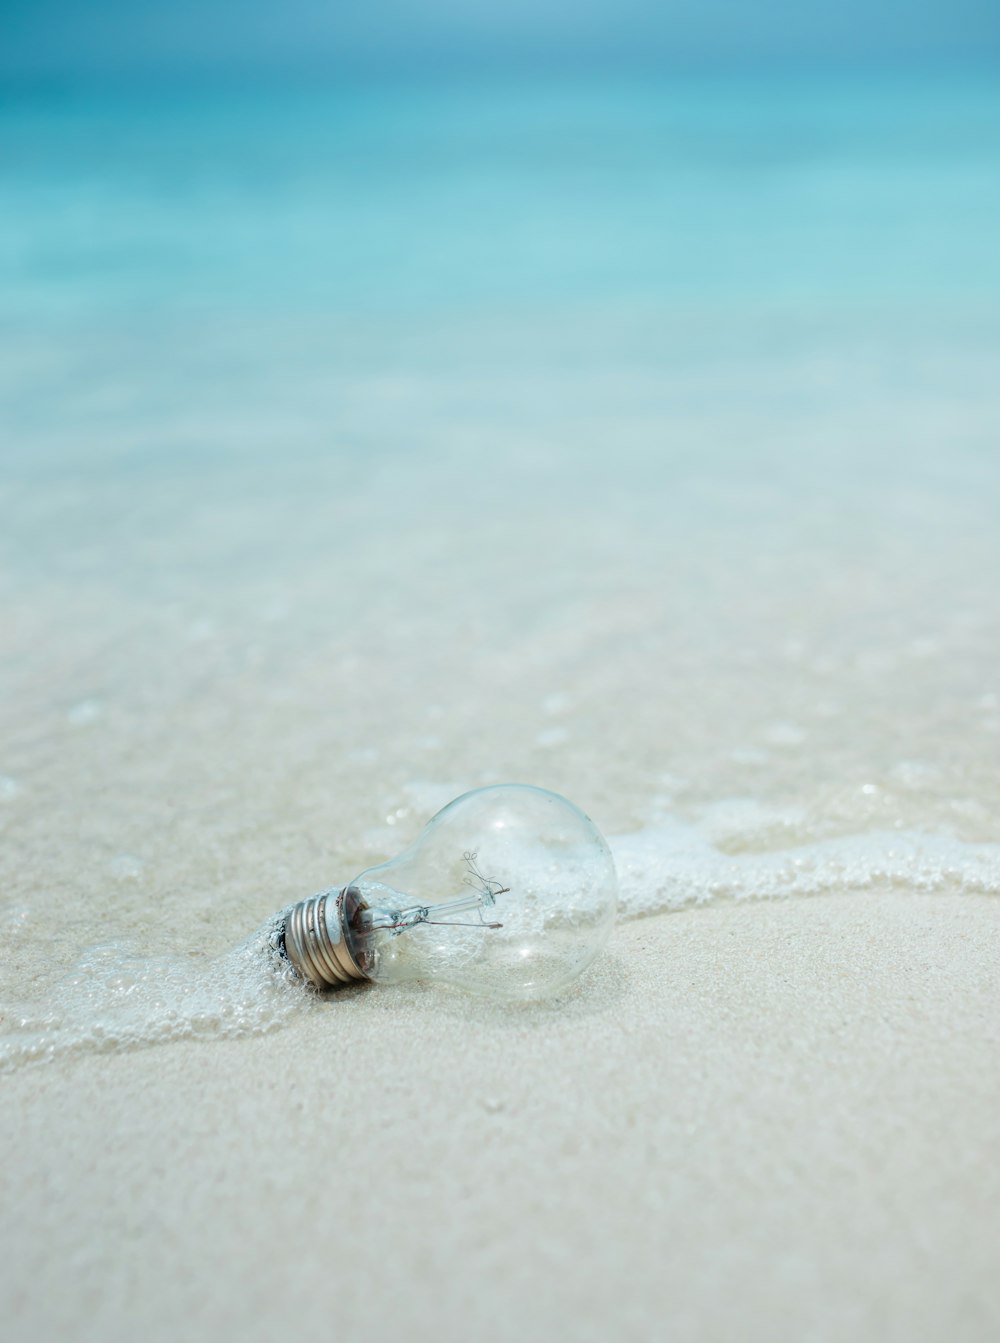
[{"x1": 1, "y1": 80, "x2": 1000, "y2": 1071}]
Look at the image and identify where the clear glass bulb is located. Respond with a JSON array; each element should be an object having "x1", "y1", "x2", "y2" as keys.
[{"x1": 281, "y1": 784, "x2": 617, "y2": 1001}]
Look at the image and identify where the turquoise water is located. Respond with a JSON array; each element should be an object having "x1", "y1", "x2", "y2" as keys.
[
  {"x1": 3, "y1": 78, "x2": 1000, "y2": 320},
  {"x1": 1, "y1": 75, "x2": 999, "y2": 1063}
]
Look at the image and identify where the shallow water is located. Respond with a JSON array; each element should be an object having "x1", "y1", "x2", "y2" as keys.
[{"x1": 2, "y1": 76, "x2": 999, "y2": 1067}]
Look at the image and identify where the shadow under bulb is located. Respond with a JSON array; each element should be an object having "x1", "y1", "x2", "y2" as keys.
[{"x1": 279, "y1": 784, "x2": 617, "y2": 1001}]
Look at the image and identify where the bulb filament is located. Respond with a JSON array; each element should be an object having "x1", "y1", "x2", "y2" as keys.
[{"x1": 360, "y1": 851, "x2": 508, "y2": 937}]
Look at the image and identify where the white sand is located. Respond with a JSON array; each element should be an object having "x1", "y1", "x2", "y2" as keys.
[
  {"x1": 3, "y1": 892, "x2": 998, "y2": 1343},
  {"x1": 2, "y1": 302, "x2": 999, "y2": 1340}
]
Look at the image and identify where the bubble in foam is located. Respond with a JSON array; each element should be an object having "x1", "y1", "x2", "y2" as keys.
[{"x1": 66, "y1": 699, "x2": 103, "y2": 726}]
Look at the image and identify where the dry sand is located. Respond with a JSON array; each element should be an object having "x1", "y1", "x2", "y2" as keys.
[{"x1": 3, "y1": 891, "x2": 998, "y2": 1343}]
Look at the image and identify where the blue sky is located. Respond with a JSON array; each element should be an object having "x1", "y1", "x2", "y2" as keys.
[{"x1": 3, "y1": 0, "x2": 999, "y2": 79}]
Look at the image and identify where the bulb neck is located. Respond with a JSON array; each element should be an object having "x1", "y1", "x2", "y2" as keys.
[{"x1": 281, "y1": 889, "x2": 370, "y2": 988}]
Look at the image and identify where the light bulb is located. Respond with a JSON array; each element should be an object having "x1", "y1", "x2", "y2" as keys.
[{"x1": 280, "y1": 784, "x2": 617, "y2": 1001}]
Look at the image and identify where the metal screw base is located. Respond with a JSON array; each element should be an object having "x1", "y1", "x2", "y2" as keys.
[{"x1": 282, "y1": 889, "x2": 369, "y2": 988}]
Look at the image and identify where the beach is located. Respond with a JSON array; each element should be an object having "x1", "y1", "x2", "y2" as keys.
[
  {"x1": 1, "y1": 77, "x2": 999, "y2": 1339},
  {"x1": 4, "y1": 897, "x2": 999, "y2": 1341}
]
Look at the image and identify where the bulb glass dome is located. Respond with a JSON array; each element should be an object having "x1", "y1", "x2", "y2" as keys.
[{"x1": 341, "y1": 784, "x2": 616, "y2": 1001}]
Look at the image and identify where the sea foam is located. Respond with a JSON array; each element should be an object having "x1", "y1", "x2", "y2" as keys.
[
  {"x1": 615, "y1": 822, "x2": 1000, "y2": 916},
  {"x1": 0, "y1": 910, "x2": 306, "y2": 1072},
  {"x1": 2, "y1": 820, "x2": 997, "y2": 1072}
]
